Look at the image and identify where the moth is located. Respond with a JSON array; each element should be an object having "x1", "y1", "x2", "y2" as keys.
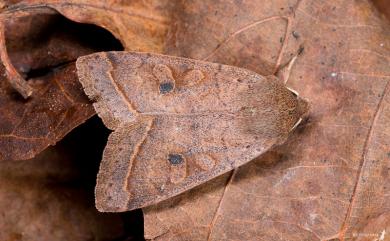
[{"x1": 76, "y1": 52, "x2": 309, "y2": 212}]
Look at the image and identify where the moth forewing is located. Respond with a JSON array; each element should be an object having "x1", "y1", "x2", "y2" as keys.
[{"x1": 76, "y1": 51, "x2": 309, "y2": 212}]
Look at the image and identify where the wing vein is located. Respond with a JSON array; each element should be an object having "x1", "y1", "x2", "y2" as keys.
[
  {"x1": 339, "y1": 79, "x2": 390, "y2": 237},
  {"x1": 206, "y1": 169, "x2": 237, "y2": 241}
]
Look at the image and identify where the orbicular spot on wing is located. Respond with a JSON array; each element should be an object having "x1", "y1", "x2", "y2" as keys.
[
  {"x1": 194, "y1": 154, "x2": 216, "y2": 171},
  {"x1": 153, "y1": 64, "x2": 176, "y2": 94},
  {"x1": 159, "y1": 82, "x2": 174, "y2": 94},
  {"x1": 183, "y1": 69, "x2": 205, "y2": 86},
  {"x1": 168, "y1": 154, "x2": 184, "y2": 165},
  {"x1": 168, "y1": 153, "x2": 187, "y2": 184}
]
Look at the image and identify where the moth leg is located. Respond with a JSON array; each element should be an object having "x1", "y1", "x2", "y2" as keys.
[{"x1": 95, "y1": 118, "x2": 153, "y2": 212}]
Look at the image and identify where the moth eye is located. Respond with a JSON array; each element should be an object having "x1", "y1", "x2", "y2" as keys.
[
  {"x1": 168, "y1": 154, "x2": 184, "y2": 165},
  {"x1": 159, "y1": 82, "x2": 174, "y2": 94}
]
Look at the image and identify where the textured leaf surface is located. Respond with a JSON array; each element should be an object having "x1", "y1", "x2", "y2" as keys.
[{"x1": 143, "y1": 1, "x2": 390, "y2": 240}]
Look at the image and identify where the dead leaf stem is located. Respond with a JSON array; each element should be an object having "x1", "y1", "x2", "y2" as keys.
[{"x1": 0, "y1": 22, "x2": 33, "y2": 98}]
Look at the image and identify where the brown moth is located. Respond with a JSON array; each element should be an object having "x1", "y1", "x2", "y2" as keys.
[{"x1": 76, "y1": 52, "x2": 308, "y2": 212}]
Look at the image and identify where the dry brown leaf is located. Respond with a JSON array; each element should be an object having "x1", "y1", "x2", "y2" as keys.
[
  {"x1": 0, "y1": 116, "x2": 141, "y2": 241},
  {"x1": 372, "y1": 0, "x2": 390, "y2": 20},
  {"x1": 0, "y1": 7, "x2": 98, "y2": 160},
  {"x1": 76, "y1": 51, "x2": 308, "y2": 212},
  {"x1": 2, "y1": 0, "x2": 389, "y2": 240},
  {"x1": 0, "y1": 63, "x2": 94, "y2": 160},
  {"x1": 143, "y1": 0, "x2": 390, "y2": 240},
  {"x1": 7, "y1": 0, "x2": 174, "y2": 52},
  {"x1": 0, "y1": 0, "x2": 172, "y2": 160}
]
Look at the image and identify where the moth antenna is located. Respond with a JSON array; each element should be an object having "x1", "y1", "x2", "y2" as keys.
[
  {"x1": 290, "y1": 117, "x2": 303, "y2": 131},
  {"x1": 286, "y1": 87, "x2": 299, "y2": 97}
]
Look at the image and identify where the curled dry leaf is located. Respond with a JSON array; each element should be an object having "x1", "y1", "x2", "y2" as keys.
[
  {"x1": 0, "y1": 7, "x2": 101, "y2": 160},
  {"x1": 143, "y1": 0, "x2": 390, "y2": 240},
  {"x1": 0, "y1": 0, "x2": 172, "y2": 160},
  {"x1": 0, "y1": 63, "x2": 94, "y2": 161},
  {"x1": 76, "y1": 51, "x2": 308, "y2": 211}
]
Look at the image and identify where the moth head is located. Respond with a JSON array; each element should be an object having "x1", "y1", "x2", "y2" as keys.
[
  {"x1": 286, "y1": 89, "x2": 309, "y2": 132},
  {"x1": 238, "y1": 78, "x2": 309, "y2": 140},
  {"x1": 270, "y1": 85, "x2": 309, "y2": 139}
]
